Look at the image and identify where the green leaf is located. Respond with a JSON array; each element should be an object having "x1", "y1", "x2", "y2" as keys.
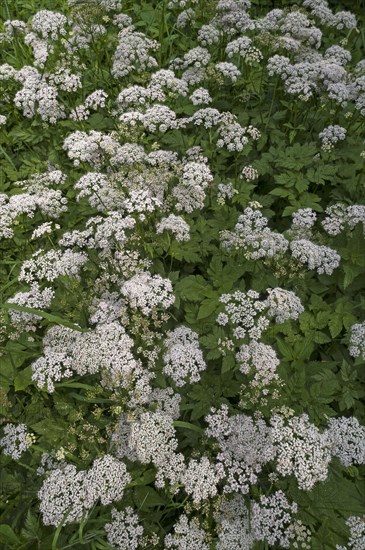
[
  {"x1": 131, "y1": 469, "x2": 156, "y2": 486},
  {"x1": 14, "y1": 365, "x2": 33, "y2": 391},
  {"x1": 207, "y1": 257, "x2": 243, "y2": 291},
  {"x1": 328, "y1": 316, "x2": 343, "y2": 339},
  {"x1": 314, "y1": 331, "x2": 332, "y2": 344},
  {"x1": 306, "y1": 469, "x2": 365, "y2": 516},
  {"x1": 276, "y1": 338, "x2": 295, "y2": 360},
  {"x1": 31, "y1": 419, "x2": 69, "y2": 443},
  {"x1": 197, "y1": 298, "x2": 219, "y2": 320},
  {"x1": 21, "y1": 510, "x2": 41, "y2": 542},
  {"x1": 173, "y1": 421, "x2": 203, "y2": 434},
  {"x1": 342, "y1": 264, "x2": 364, "y2": 289},
  {"x1": 295, "y1": 334, "x2": 315, "y2": 359},
  {"x1": 269, "y1": 187, "x2": 293, "y2": 198},
  {"x1": 0, "y1": 525, "x2": 20, "y2": 545},
  {"x1": 221, "y1": 353, "x2": 235, "y2": 373},
  {"x1": 0, "y1": 356, "x2": 15, "y2": 391},
  {"x1": 0, "y1": 303, "x2": 88, "y2": 332},
  {"x1": 206, "y1": 348, "x2": 222, "y2": 360},
  {"x1": 175, "y1": 276, "x2": 211, "y2": 302},
  {"x1": 133, "y1": 486, "x2": 167, "y2": 510}
]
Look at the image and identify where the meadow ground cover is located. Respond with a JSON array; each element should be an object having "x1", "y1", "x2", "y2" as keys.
[{"x1": 0, "y1": 0, "x2": 365, "y2": 548}]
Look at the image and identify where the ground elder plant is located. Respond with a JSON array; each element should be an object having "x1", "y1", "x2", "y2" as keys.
[{"x1": 0, "y1": 0, "x2": 365, "y2": 548}]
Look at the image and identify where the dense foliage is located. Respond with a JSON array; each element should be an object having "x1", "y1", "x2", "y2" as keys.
[{"x1": 0, "y1": 0, "x2": 364, "y2": 548}]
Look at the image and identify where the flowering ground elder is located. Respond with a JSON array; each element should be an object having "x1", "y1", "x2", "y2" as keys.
[{"x1": 0, "y1": 0, "x2": 364, "y2": 548}]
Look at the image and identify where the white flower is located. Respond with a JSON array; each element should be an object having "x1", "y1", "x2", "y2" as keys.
[
  {"x1": 173, "y1": 161, "x2": 213, "y2": 213},
  {"x1": 105, "y1": 507, "x2": 144, "y2": 550},
  {"x1": 221, "y1": 207, "x2": 288, "y2": 260},
  {"x1": 31, "y1": 322, "x2": 141, "y2": 392},
  {"x1": 190, "y1": 87, "x2": 212, "y2": 105},
  {"x1": 205, "y1": 405, "x2": 275, "y2": 494},
  {"x1": 251, "y1": 491, "x2": 301, "y2": 549},
  {"x1": 156, "y1": 214, "x2": 190, "y2": 241},
  {"x1": 348, "y1": 321, "x2": 365, "y2": 359},
  {"x1": 163, "y1": 327, "x2": 206, "y2": 386},
  {"x1": 0, "y1": 424, "x2": 34, "y2": 460},
  {"x1": 180, "y1": 456, "x2": 224, "y2": 503},
  {"x1": 8, "y1": 283, "x2": 54, "y2": 332},
  {"x1": 217, "y1": 289, "x2": 269, "y2": 341},
  {"x1": 165, "y1": 514, "x2": 209, "y2": 550},
  {"x1": 38, "y1": 455, "x2": 131, "y2": 526},
  {"x1": 290, "y1": 239, "x2": 340, "y2": 275},
  {"x1": 271, "y1": 414, "x2": 331, "y2": 491},
  {"x1": 326, "y1": 416, "x2": 365, "y2": 467},
  {"x1": 215, "y1": 495, "x2": 254, "y2": 550},
  {"x1": 266, "y1": 287, "x2": 304, "y2": 323},
  {"x1": 121, "y1": 271, "x2": 175, "y2": 316},
  {"x1": 31, "y1": 10, "x2": 67, "y2": 40},
  {"x1": 236, "y1": 341, "x2": 280, "y2": 387}
]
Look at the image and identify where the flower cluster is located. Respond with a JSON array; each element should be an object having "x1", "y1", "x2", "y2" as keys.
[
  {"x1": 205, "y1": 405, "x2": 275, "y2": 494},
  {"x1": 322, "y1": 204, "x2": 365, "y2": 236},
  {"x1": 31, "y1": 322, "x2": 140, "y2": 392},
  {"x1": 105, "y1": 507, "x2": 144, "y2": 550},
  {"x1": 215, "y1": 495, "x2": 254, "y2": 550},
  {"x1": 173, "y1": 161, "x2": 213, "y2": 212},
  {"x1": 0, "y1": 424, "x2": 34, "y2": 460},
  {"x1": 225, "y1": 36, "x2": 263, "y2": 64},
  {"x1": 112, "y1": 28, "x2": 159, "y2": 78},
  {"x1": 163, "y1": 326, "x2": 206, "y2": 386},
  {"x1": 0, "y1": 170, "x2": 68, "y2": 239},
  {"x1": 127, "y1": 411, "x2": 185, "y2": 488},
  {"x1": 290, "y1": 239, "x2": 341, "y2": 275},
  {"x1": 271, "y1": 414, "x2": 332, "y2": 490},
  {"x1": 292, "y1": 208, "x2": 317, "y2": 231},
  {"x1": 319, "y1": 124, "x2": 347, "y2": 151},
  {"x1": 181, "y1": 456, "x2": 224, "y2": 504},
  {"x1": 327, "y1": 417, "x2": 365, "y2": 467},
  {"x1": 217, "y1": 290, "x2": 270, "y2": 341},
  {"x1": 220, "y1": 207, "x2": 289, "y2": 260},
  {"x1": 38, "y1": 455, "x2": 131, "y2": 526},
  {"x1": 190, "y1": 87, "x2": 212, "y2": 105},
  {"x1": 266, "y1": 287, "x2": 304, "y2": 324},
  {"x1": 164, "y1": 514, "x2": 209, "y2": 550},
  {"x1": 8, "y1": 283, "x2": 55, "y2": 333},
  {"x1": 121, "y1": 271, "x2": 175, "y2": 316},
  {"x1": 156, "y1": 214, "x2": 190, "y2": 241},
  {"x1": 348, "y1": 321, "x2": 365, "y2": 359},
  {"x1": 236, "y1": 341, "x2": 280, "y2": 391},
  {"x1": 344, "y1": 515, "x2": 365, "y2": 550},
  {"x1": 251, "y1": 491, "x2": 310, "y2": 549}
]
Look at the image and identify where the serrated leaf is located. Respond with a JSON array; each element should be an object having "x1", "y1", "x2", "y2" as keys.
[
  {"x1": 175, "y1": 275, "x2": 211, "y2": 302},
  {"x1": 14, "y1": 365, "x2": 33, "y2": 391},
  {"x1": 21, "y1": 510, "x2": 41, "y2": 541},
  {"x1": 269, "y1": 187, "x2": 292, "y2": 197},
  {"x1": 206, "y1": 348, "x2": 222, "y2": 360},
  {"x1": 328, "y1": 316, "x2": 343, "y2": 339},
  {"x1": 314, "y1": 331, "x2": 332, "y2": 344},
  {"x1": 295, "y1": 334, "x2": 315, "y2": 359},
  {"x1": 276, "y1": 338, "x2": 294, "y2": 360},
  {"x1": 342, "y1": 265, "x2": 363, "y2": 289},
  {"x1": 221, "y1": 353, "x2": 235, "y2": 373},
  {"x1": 197, "y1": 298, "x2": 219, "y2": 320},
  {"x1": 31, "y1": 419, "x2": 69, "y2": 443}
]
